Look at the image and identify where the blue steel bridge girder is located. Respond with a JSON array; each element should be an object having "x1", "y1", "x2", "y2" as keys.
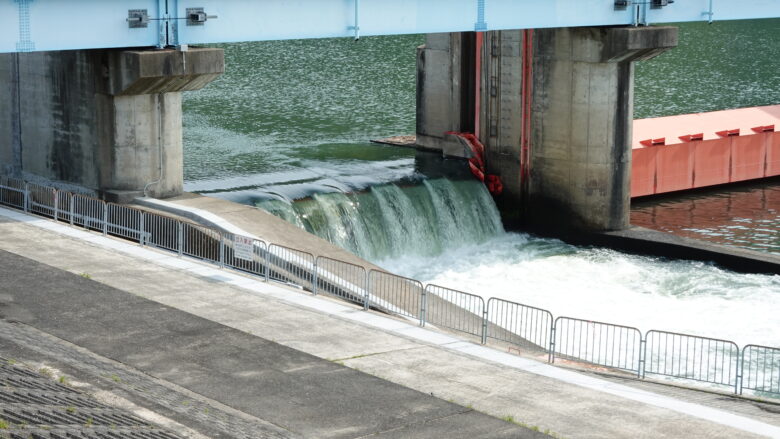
[{"x1": 2, "y1": 0, "x2": 780, "y2": 53}]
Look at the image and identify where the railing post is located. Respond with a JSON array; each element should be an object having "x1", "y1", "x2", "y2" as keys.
[
  {"x1": 738, "y1": 350, "x2": 746, "y2": 396},
  {"x1": 177, "y1": 222, "x2": 183, "y2": 257},
  {"x1": 638, "y1": 337, "x2": 647, "y2": 379},
  {"x1": 264, "y1": 245, "x2": 270, "y2": 282},
  {"x1": 481, "y1": 305, "x2": 488, "y2": 345},
  {"x1": 312, "y1": 257, "x2": 318, "y2": 295},
  {"x1": 102, "y1": 203, "x2": 108, "y2": 236},
  {"x1": 69, "y1": 196, "x2": 75, "y2": 226},
  {"x1": 23, "y1": 183, "x2": 29, "y2": 212},
  {"x1": 735, "y1": 348, "x2": 742, "y2": 395},
  {"x1": 139, "y1": 212, "x2": 145, "y2": 245},
  {"x1": 219, "y1": 233, "x2": 225, "y2": 268},
  {"x1": 363, "y1": 270, "x2": 370, "y2": 310},
  {"x1": 53, "y1": 190, "x2": 59, "y2": 221},
  {"x1": 548, "y1": 323, "x2": 556, "y2": 363},
  {"x1": 420, "y1": 287, "x2": 427, "y2": 327}
]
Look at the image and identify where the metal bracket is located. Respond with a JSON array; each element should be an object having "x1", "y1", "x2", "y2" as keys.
[
  {"x1": 614, "y1": 0, "x2": 630, "y2": 10},
  {"x1": 186, "y1": 7, "x2": 217, "y2": 26},
  {"x1": 650, "y1": 0, "x2": 674, "y2": 9},
  {"x1": 614, "y1": 0, "x2": 674, "y2": 11},
  {"x1": 127, "y1": 9, "x2": 149, "y2": 28}
]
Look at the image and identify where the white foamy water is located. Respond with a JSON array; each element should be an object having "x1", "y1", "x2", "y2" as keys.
[{"x1": 380, "y1": 233, "x2": 780, "y2": 348}]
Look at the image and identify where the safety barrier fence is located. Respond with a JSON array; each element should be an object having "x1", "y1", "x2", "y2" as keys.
[
  {"x1": 552, "y1": 317, "x2": 643, "y2": 374},
  {"x1": 486, "y1": 298, "x2": 553, "y2": 351},
  {"x1": 643, "y1": 330, "x2": 740, "y2": 388},
  {"x1": 0, "y1": 177, "x2": 777, "y2": 398},
  {"x1": 315, "y1": 256, "x2": 367, "y2": 307},
  {"x1": 741, "y1": 345, "x2": 780, "y2": 395},
  {"x1": 367, "y1": 271, "x2": 423, "y2": 321},
  {"x1": 425, "y1": 284, "x2": 487, "y2": 341}
]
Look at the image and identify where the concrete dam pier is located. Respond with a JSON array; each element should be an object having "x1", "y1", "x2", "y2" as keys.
[
  {"x1": 0, "y1": 47, "x2": 224, "y2": 201},
  {"x1": 417, "y1": 26, "x2": 677, "y2": 232}
]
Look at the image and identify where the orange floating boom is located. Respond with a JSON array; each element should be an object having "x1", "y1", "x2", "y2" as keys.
[{"x1": 631, "y1": 105, "x2": 780, "y2": 198}]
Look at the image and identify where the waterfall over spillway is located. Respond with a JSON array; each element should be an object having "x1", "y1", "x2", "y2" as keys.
[{"x1": 256, "y1": 178, "x2": 504, "y2": 262}]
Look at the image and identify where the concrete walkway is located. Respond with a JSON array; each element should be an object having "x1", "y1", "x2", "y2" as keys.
[
  {"x1": 0, "y1": 249, "x2": 530, "y2": 439},
  {"x1": 1, "y1": 206, "x2": 779, "y2": 438}
]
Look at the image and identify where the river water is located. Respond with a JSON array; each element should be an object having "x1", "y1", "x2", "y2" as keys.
[{"x1": 182, "y1": 19, "x2": 780, "y2": 348}]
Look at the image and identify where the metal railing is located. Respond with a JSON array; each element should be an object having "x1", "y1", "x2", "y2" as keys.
[
  {"x1": 267, "y1": 244, "x2": 315, "y2": 291},
  {"x1": 72, "y1": 193, "x2": 105, "y2": 232},
  {"x1": 644, "y1": 331, "x2": 741, "y2": 391},
  {"x1": 143, "y1": 211, "x2": 179, "y2": 251},
  {"x1": 486, "y1": 298, "x2": 553, "y2": 351},
  {"x1": 368, "y1": 270, "x2": 423, "y2": 321},
  {"x1": 27, "y1": 183, "x2": 56, "y2": 218},
  {"x1": 0, "y1": 176, "x2": 25, "y2": 209},
  {"x1": 315, "y1": 256, "x2": 367, "y2": 307},
  {"x1": 107, "y1": 203, "x2": 142, "y2": 242},
  {"x1": 741, "y1": 345, "x2": 780, "y2": 396},
  {"x1": 182, "y1": 222, "x2": 221, "y2": 262},
  {"x1": 424, "y1": 284, "x2": 486, "y2": 341},
  {"x1": 0, "y1": 177, "x2": 777, "y2": 399},
  {"x1": 222, "y1": 232, "x2": 268, "y2": 279},
  {"x1": 552, "y1": 317, "x2": 643, "y2": 375}
]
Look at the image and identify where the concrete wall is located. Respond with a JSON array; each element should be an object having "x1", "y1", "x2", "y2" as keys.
[
  {"x1": 0, "y1": 51, "x2": 105, "y2": 189},
  {"x1": 107, "y1": 92, "x2": 183, "y2": 197},
  {"x1": 0, "y1": 48, "x2": 223, "y2": 200},
  {"x1": 478, "y1": 30, "x2": 526, "y2": 221},
  {"x1": 527, "y1": 27, "x2": 676, "y2": 232},
  {"x1": 416, "y1": 33, "x2": 473, "y2": 157},
  {"x1": 415, "y1": 26, "x2": 677, "y2": 233},
  {"x1": 0, "y1": 54, "x2": 15, "y2": 176}
]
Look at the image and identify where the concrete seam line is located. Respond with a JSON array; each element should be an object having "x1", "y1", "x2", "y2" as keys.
[{"x1": 0, "y1": 206, "x2": 778, "y2": 437}]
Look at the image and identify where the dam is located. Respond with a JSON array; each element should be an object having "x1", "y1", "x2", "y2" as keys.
[{"x1": 1, "y1": 2, "x2": 780, "y2": 437}]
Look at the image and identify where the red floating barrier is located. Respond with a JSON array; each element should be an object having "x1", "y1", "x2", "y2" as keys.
[
  {"x1": 767, "y1": 131, "x2": 780, "y2": 177},
  {"x1": 631, "y1": 147, "x2": 658, "y2": 197},
  {"x1": 694, "y1": 137, "x2": 731, "y2": 188},
  {"x1": 731, "y1": 134, "x2": 767, "y2": 182},
  {"x1": 655, "y1": 143, "x2": 694, "y2": 193}
]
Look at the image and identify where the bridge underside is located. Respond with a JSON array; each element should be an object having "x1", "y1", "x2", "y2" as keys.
[
  {"x1": 417, "y1": 26, "x2": 678, "y2": 233},
  {"x1": 0, "y1": 1, "x2": 776, "y2": 54}
]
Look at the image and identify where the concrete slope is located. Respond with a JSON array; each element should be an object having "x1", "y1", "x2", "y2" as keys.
[{"x1": 0, "y1": 249, "x2": 536, "y2": 438}]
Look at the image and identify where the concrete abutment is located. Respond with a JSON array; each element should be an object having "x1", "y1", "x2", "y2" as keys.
[
  {"x1": 417, "y1": 26, "x2": 677, "y2": 232},
  {"x1": 0, "y1": 47, "x2": 223, "y2": 200}
]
